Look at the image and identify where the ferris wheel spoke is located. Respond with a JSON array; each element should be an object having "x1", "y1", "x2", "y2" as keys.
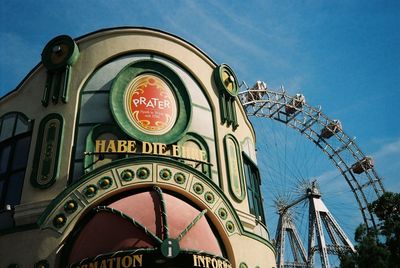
[{"x1": 239, "y1": 83, "x2": 385, "y2": 268}]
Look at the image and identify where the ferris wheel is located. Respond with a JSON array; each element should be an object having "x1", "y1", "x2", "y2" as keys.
[{"x1": 238, "y1": 81, "x2": 385, "y2": 268}]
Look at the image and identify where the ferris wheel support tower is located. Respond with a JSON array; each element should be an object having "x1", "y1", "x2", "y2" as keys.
[{"x1": 275, "y1": 182, "x2": 355, "y2": 268}]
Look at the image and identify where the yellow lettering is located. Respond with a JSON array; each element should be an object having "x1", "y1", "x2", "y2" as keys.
[
  {"x1": 98, "y1": 259, "x2": 106, "y2": 268},
  {"x1": 152, "y1": 143, "x2": 163, "y2": 154},
  {"x1": 217, "y1": 259, "x2": 222, "y2": 268},
  {"x1": 172, "y1": 145, "x2": 180, "y2": 157},
  {"x1": 205, "y1": 256, "x2": 212, "y2": 268},
  {"x1": 95, "y1": 140, "x2": 106, "y2": 153},
  {"x1": 132, "y1": 254, "x2": 143, "y2": 267},
  {"x1": 117, "y1": 140, "x2": 127, "y2": 152},
  {"x1": 89, "y1": 261, "x2": 97, "y2": 268},
  {"x1": 159, "y1": 143, "x2": 167, "y2": 155},
  {"x1": 121, "y1": 256, "x2": 132, "y2": 267},
  {"x1": 142, "y1": 142, "x2": 152, "y2": 154},
  {"x1": 106, "y1": 140, "x2": 116, "y2": 152},
  {"x1": 193, "y1": 254, "x2": 199, "y2": 267},
  {"x1": 107, "y1": 258, "x2": 115, "y2": 268},
  {"x1": 211, "y1": 258, "x2": 218, "y2": 268},
  {"x1": 116, "y1": 257, "x2": 121, "y2": 268},
  {"x1": 127, "y1": 140, "x2": 137, "y2": 153}
]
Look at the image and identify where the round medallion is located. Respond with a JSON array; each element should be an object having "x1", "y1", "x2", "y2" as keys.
[
  {"x1": 110, "y1": 60, "x2": 191, "y2": 143},
  {"x1": 213, "y1": 64, "x2": 239, "y2": 97},
  {"x1": 160, "y1": 239, "x2": 180, "y2": 259},
  {"x1": 41, "y1": 35, "x2": 79, "y2": 71},
  {"x1": 125, "y1": 74, "x2": 177, "y2": 135}
]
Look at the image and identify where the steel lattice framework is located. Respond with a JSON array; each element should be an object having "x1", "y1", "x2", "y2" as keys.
[
  {"x1": 238, "y1": 82, "x2": 385, "y2": 230},
  {"x1": 238, "y1": 82, "x2": 385, "y2": 267},
  {"x1": 274, "y1": 183, "x2": 355, "y2": 268}
]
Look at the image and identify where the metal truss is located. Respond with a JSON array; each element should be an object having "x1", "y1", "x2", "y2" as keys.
[
  {"x1": 238, "y1": 82, "x2": 385, "y2": 231},
  {"x1": 275, "y1": 183, "x2": 355, "y2": 268}
]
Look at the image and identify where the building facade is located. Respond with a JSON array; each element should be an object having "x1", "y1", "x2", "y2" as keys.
[{"x1": 0, "y1": 27, "x2": 275, "y2": 268}]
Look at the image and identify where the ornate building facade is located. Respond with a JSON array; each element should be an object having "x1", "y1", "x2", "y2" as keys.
[{"x1": 0, "y1": 27, "x2": 275, "y2": 268}]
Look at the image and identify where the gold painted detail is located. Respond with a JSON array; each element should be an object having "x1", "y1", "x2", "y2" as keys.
[
  {"x1": 72, "y1": 254, "x2": 143, "y2": 268},
  {"x1": 64, "y1": 200, "x2": 78, "y2": 214},
  {"x1": 53, "y1": 214, "x2": 66, "y2": 228},
  {"x1": 95, "y1": 140, "x2": 208, "y2": 163},
  {"x1": 121, "y1": 169, "x2": 134, "y2": 181},
  {"x1": 193, "y1": 254, "x2": 232, "y2": 268}
]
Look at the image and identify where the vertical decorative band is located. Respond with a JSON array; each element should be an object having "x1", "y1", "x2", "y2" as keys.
[
  {"x1": 224, "y1": 135, "x2": 245, "y2": 202},
  {"x1": 31, "y1": 114, "x2": 64, "y2": 188}
]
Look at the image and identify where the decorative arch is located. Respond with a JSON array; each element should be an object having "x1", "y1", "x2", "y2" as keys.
[{"x1": 38, "y1": 156, "x2": 274, "y2": 266}]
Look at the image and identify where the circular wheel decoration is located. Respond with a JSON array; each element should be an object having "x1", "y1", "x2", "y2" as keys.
[
  {"x1": 239, "y1": 85, "x2": 385, "y2": 267},
  {"x1": 110, "y1": 60, "x2": 191, "y2": 144},
  {"x1": 41, "y1": 35, "x2": 79, "y2": 71}
]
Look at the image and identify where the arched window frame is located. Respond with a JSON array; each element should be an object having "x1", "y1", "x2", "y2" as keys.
[
  {"x1": 0, "y1": 112, "x2": 33, "y2": 212},
  {"x1": 84, "y1": 124, "x2": 128, "y2": 173},
  {"x1": 177, "y1": 132, "x2": 211, "y2": 178}
]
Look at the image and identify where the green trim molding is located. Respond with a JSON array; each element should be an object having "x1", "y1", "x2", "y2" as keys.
[
  {"x1": 30, "y1": 113, "x2": 64, "y2": 189},
  {"x1": 41, "y1": 35, "x2": 79, "y2": 71},
  {"x1": 213, "y1": 64, "x2": 239, "y2": 97},
  {"x1": 37, "y1": 156, "x2": 274, "y2": 254},
  {"x1": 110, "y1": 60, "x2": 191, "y2": 144},
  {"x1": 224, "y1": 134, "x2": 246, "y2": 202},
  {"x1": 213, "y1": 64, "x2": 239, "y2": 129},
  {"x1": 41, "y1": 35, "x2": 80, "y2": 105}
]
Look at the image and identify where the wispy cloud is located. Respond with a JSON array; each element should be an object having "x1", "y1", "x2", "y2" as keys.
[
  {"x1": 373, "y1": 137, "x2": 400, "y2": 159},
  {"x1": 370, "y1": 137, "x2": 400, "y2": 191}
]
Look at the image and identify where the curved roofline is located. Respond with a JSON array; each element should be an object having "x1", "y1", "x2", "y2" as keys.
[{"x1": 1, "y1": 26, "x2": 217, "y2": 101}]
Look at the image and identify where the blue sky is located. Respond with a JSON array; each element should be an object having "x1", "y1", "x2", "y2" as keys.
[{"x1": 1, "y1": 0, "x2": 399, "y2": 245}]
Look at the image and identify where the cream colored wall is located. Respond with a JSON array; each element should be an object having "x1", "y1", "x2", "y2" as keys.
[
  {"x1": 0, "y1": 229, "x2": 59, "y2": 267},
  {"x1": 0, "y1": 28, "x2": 274, "y2": 267},
  {"x1": 230, "y1": 234, "x2": 276, "y2": 268}
]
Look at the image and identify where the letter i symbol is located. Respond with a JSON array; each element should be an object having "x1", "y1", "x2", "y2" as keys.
[{"x1": 168, "y1": 240, "x2": 173, "y2": 257}]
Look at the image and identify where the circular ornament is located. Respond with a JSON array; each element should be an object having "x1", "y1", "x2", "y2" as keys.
[
  {"x1": 174, "y1": 172, "x2": 186, "y2": 184},
  {"x1": 159, "y1": 168, "x2": 172, "y2": 180},
  {"x1": 41, "y1": 35, "x2": 79, "y2": 70},
  {"x1": 64, "y1": 200, "x2": 78, "y2": 213},
  {"x1": 34, "y1": 260, "x2": 49, "y2": 268},
  {"x1": 110, "y1": 60, "x2": 191, "y2": 143},
  {"x1": 98, "y1": 177, "x2": 113, "y2": 189},
  {"x1": 83, "y1": 184, "x2": 98, "y2": 198},
  {"x1": 218, "y1": 208, "x2": 228, "y2": 220},
  {"x1": 213, "y1": 64, "x2": 239, "y2": 97},
  {"x1": 137, "y1": 167, "x2": 150, "y2": 180},
  {"x1": 204, "y1": 191, "x2": 215, "y2": 204},
  {"x1": 193, "y1": 183, "x2": 204, "y2": 194},
  {"x1": 121, "y1": 169, "x2": 135, "y2": 181},
  {"x1": 160, "y1": 238, "x2": 180, "y2": 259},
  {"x1": 226, "y1": 220, "x2": 235, "y2": 233},
  {"x1": 53, "y1": 213, "x2": 67, "y2": 228}
]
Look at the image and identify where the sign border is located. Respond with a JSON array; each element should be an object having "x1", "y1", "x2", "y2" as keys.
[{"x1": 110, "y1": 60, "x2": 191, "y2": 144}]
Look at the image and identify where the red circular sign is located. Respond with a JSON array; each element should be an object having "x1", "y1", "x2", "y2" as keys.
[{"x1": 125, "y1": 74, "x2": 177, "y2": 135}]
